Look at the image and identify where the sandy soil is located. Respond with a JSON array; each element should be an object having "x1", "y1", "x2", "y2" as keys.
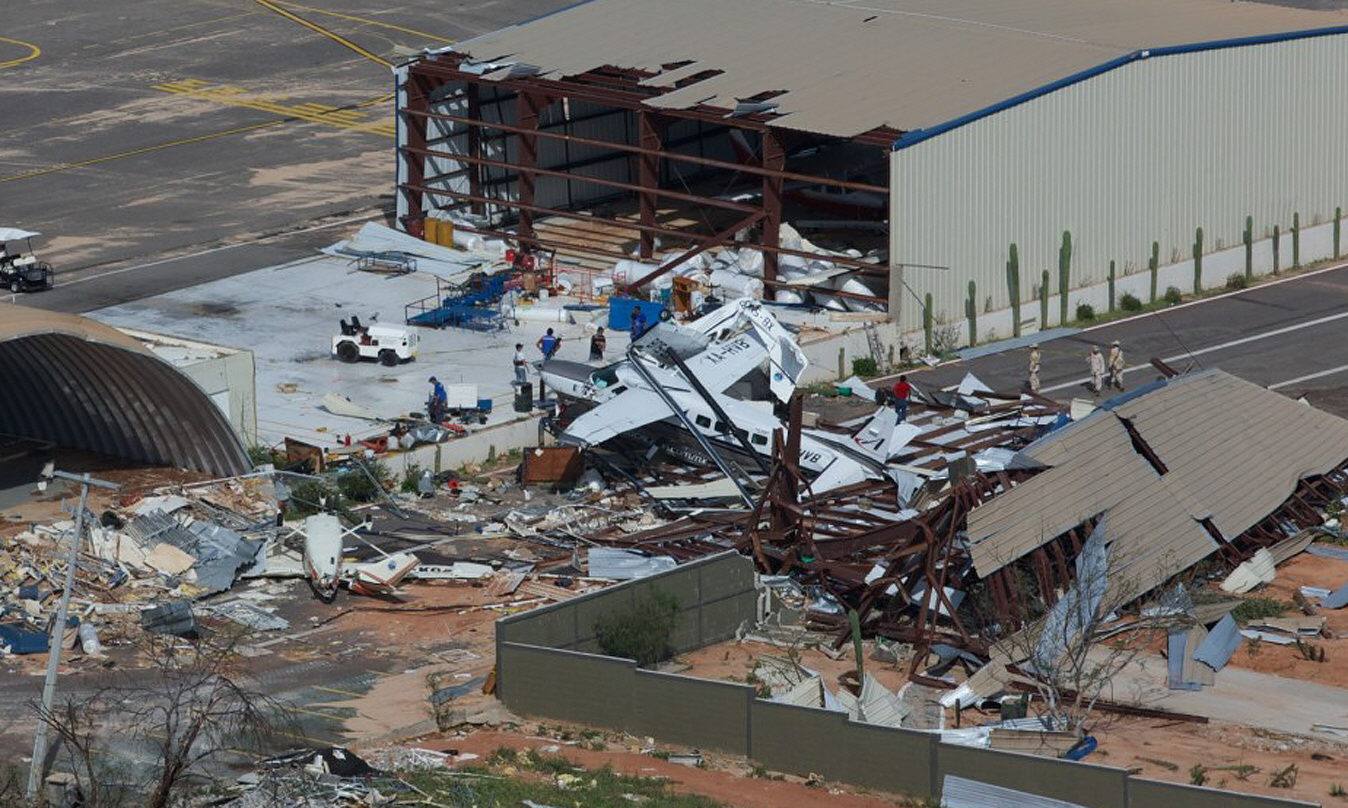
[
  {"x1": 1222, "y1": 551, "x2": 1348, "y2": 686},
  {"x1": 444, "y1": 729, "x2": 920, "y2": 808},
  {"x1": 1091, "y1": 716, "x2": 1347, "y2": 804}
]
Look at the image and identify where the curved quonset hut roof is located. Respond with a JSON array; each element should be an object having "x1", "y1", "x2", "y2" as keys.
[{"x1": 0, "y1": 304, "x2": 250, "y2": 477}]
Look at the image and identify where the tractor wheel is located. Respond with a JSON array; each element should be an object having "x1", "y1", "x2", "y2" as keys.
[
  {"x1": 336, "y1": 341, "x2": 360, "y2": 363},
  {"x1": 8, "y1": 280, "x2": 19, "y2": 294},
  {"x1": 378, "y1": 349, "x2": 398, "y2": 367}
]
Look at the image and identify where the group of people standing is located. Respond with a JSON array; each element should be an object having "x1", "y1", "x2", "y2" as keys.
[
  {"x1": 1027, "y1": 340, "x2": 1125, "y2": 395},
  {"x1": 884, "y1": 338, "x2": 1126, "y2": 427}
]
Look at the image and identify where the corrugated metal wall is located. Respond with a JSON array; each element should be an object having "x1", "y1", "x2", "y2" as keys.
[{"x1": 891, "y1": 34, "x2": 1348, "y2": 328}]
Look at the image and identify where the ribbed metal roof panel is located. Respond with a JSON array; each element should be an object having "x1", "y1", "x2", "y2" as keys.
[{"x1": 451, "y1": 0, "x2": 1348, "y2": 138}]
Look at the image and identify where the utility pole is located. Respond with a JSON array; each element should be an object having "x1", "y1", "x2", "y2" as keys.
[{"x1": 26, "y1": 467, "x2": 118, "y2": 802}]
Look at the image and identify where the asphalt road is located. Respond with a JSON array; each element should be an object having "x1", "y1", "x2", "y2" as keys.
[
  {"x1": 882, "y1": 261, "x2": 1348, "y2": 404},
  {"x1": 0, "y1": 0, "x2": 571, "y2": 305}
]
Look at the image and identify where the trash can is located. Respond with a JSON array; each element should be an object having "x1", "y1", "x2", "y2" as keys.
[{"x1": 514, "y1": 382, "x2": 533, "y2": 413}]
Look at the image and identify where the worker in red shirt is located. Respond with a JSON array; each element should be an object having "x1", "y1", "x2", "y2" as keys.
[{"x1": 891, "y1": 374, "x2": 912, "y2": 422}]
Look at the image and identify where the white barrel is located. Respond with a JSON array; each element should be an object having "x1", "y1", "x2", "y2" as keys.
[{"x1": 709, "y1": 268, "x2": 764, "y2": 300}]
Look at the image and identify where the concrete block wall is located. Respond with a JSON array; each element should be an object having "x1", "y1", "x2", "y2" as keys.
[{"x1": 493, "y1": 551, "x2": 1320, "y2": 808}]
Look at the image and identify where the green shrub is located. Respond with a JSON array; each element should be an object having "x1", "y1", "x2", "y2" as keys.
[
  {"x1": 246, "y1": 444, "x2": 276, "y2": 467},
  {"x1": 1232, "y1": 597, "x2": 1289, "y2": 623},
  {"x1": 400, "y1": 463, "x2": 426, "y2": 494},
  {"x1": 851, "y1": 356, "x2": 879, "y2": 378},
  {"x1": 285, "y1": 479, "x2": 344, "y2": 519},
  {"x1": 1225, "y1": 273, "x2": 1248, "y2": 291},
  {"x1": 1119, "y1": 293, "x2": 1142, "y2": 312},
  {"x1": 595, "y1": 589, "x2": 680, "y2": 667},
  {"x1": 337, "y1": 460, "x2": 389, "y2": 503},
  {"x1": 1075, "y1": 303, "x2": 1095, "y2": 321},
  {"x1": 1163, "y1": 286, "x2": 1183, "y2": 305}
]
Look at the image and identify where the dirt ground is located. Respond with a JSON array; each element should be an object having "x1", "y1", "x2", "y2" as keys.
[
  {"x1": 424, "y1": 729, "x2": 921, "y2": 808},
  {"x1": 1091, "y1": 717, "x2": 1347, "y2": 804},
  {"x1": 1223, "y1": 551, "x2": 1348, "y2": 686}
]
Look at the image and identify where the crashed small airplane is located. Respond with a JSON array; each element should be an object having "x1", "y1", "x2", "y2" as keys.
[{"x1": 543, "y1": 299, "x2": 902, "y2": 496}]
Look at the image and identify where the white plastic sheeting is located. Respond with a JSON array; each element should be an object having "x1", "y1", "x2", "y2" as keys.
[{"x1": 587, "y1": 548, "x2": 677, "y2": 580}]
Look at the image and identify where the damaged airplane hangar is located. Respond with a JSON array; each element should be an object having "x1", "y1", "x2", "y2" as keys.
[{"x1": 544, "y1": 308, "x2": 1348, "y2": 679}]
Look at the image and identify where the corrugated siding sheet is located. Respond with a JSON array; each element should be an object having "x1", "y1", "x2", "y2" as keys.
[
  {"x1": 967, "y1": 370, "x2": 1348, "y2": 599},
  {"x1": 892, "y1": 33, "x2": 1348, "y2": 327}
]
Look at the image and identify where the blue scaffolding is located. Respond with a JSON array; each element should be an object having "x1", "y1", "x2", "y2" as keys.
[{"x1": 405, "y1": 272, "x2": 510, "y2": 331}]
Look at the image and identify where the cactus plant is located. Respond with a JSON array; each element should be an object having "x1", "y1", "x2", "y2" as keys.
[
  {"x1": 965, "y1": 280, "x2": 978, "y2": 346},
  {"x1": 923, "y1": 292, "x2": 933, "y2": 355},
  {"x1": 1292, "y1": 212, "x2": 1300, "y2": 269},
  {"x1": 1273, "y1": 225, "x2": 1281, "y2": 274},
  {"x1": 1058, "y1": 231, "x2": 1072, "y2": 325},
  {"x1": 1148, "y1": 241, "x2": 1159, "y2": 303},
  {"x1": 1336, "y1": 207, "x2": 1343, "y2": 259},
  {"x1": 1243, "y1": 216, "x2": 1254, "y2": 280},
  {"x1": 1006, "y1": 243, "x2": 1022, "y2": 337},
  {"x1": 1193, "y1": 227, "x2": 1204, "y2": 294},
  {"x1": 1040, "y1": 270, "x2": 1050, "y2": 329},
  {"x1": 1107, "y1": 260, "x2": 1116, "y2": 312}
]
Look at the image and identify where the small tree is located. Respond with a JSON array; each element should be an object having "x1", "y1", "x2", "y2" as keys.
[
  {"x1": 977, "y1": 529, "x2": 1191, "y2": 734},
  {"x1": 1006, "y1": 244, "x2": 1022, "y2": 337},
  {"x1": 33, "y1": 633, "x2": 291, "y2": 808},
  {"x1": 965, "y1": 280, "x2": 978, "y2": 347},
  {"x1": 1243, "y1": 216, "x2": 1254, "y2": 280},
  {"x1": 1107, "y1": 261, "x2": 1116, "y2": 313},
  {"x1": 1292, "y1": 212, "x2": 1301, "y2": 269}
]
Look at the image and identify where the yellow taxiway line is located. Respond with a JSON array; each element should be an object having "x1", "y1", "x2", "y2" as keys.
[
  {"x1": 252, "y1": 0, "x2": 392, "y2": 68},
  {"x1": 0, "y1": 36, "x2": 41, "y2": 70}
]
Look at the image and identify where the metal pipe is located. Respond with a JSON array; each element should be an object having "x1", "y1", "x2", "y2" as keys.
[
  {"x1": 28, "y1": 470, "x2": 118, "y2": 801},
  {"x1": 624, "y1": 346, "x2": 754, "y2": 507}
]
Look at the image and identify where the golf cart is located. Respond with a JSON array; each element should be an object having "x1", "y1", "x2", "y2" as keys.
[
  {"x1": 0, "y1": 228, "x2": 54, "y2": 294},
  {"x1": 332, "y1": 314, "x2": 418, "y2": 366}
]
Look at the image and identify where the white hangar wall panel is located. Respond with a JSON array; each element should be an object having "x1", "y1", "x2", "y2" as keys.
[{"x1": 891, "y1": 34, "x2": 1348, "y2": 328}]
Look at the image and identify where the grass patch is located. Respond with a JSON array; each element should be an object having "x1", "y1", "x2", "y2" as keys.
[
  {"x1": 404, "y1": 747, "x2": 727, "y2": 807},
  {"x1": 1232, "y1": 597, "x2": 1290, "y2": 623}
]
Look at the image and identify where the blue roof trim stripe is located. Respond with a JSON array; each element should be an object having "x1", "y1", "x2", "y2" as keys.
[{"x1": 893, "y1": 24, "x2": 1348, "y2": 150}]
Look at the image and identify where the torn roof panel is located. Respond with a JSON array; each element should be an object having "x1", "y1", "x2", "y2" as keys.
[
  {"x1": 446, "y1": 0, "x2": 1346, "y2": 139},
  {"x1": 967, "y1": 370, "x2": 1347, "y2": 603}
]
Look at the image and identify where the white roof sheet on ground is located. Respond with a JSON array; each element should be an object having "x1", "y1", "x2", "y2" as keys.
[{"x1": 452, "y1": 0, "x2": 1348, "y2": 138}]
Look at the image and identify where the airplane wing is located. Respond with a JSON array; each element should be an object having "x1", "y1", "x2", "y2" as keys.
[{"x1": 560, "y1": 387, "x2": 673, "y2": 446}]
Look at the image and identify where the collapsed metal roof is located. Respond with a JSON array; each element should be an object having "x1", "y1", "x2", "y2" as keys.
[
  {"x1": 0, "y1": 304, "x2": 250, "y2": 477},
  {"x1": 451, "y1": 0, "x2": 1348, "y2": 138},
  {"x1": 967, "y1": 369, "x2": 1348, "y2": 599}
]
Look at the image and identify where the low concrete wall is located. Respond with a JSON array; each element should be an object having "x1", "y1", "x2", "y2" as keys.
[
  {"x1": 380, "y1": 414, "x2": 542, "y2": 474},
  {"x1": 937, "y1": 742, "x2": 1128, "y2": 808},
  {"x1": 493, "y1": 551, "x2": 1319, "y2": 808},
  {"x1": 751, "y1": 700, "x2": 937, "y2": 796},
  {"x1": 904, "y1": 224, "x2": 1346, "y2": 353},
  {"x1": 495, "y1": 551, "x2": 760, "y2": 698},
  {"x1": 1128, "y1": 779, "x2": 1320, "y2": 808}
]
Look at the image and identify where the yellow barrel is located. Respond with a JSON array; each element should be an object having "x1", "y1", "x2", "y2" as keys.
[
  {"x1": 436, "y1": 218, "x2": 454, "y2": 246},
  {"x1": 424, "y1": 217, "x2": 440, "y2": 244}
]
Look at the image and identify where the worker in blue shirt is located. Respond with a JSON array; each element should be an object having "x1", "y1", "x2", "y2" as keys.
[
  {"x1": 631, "y1": 307, "x2": 648, "y2": 339},
  {"x1": 536, "y1": 328, "x2": 561, "y2": 360},
  {"x1": 428, "y1": 376, "x2": 448, "y2": 422}
]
